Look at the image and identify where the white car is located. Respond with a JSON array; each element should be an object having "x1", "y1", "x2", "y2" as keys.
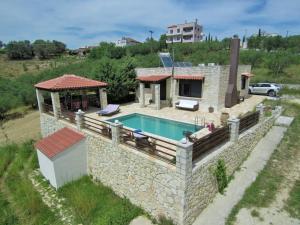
[{"x1": 248, "y1": 83, "x2": 281, "y2": 97}]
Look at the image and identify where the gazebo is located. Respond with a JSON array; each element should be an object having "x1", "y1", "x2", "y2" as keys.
[{"x1": 35, "y1": 74, "x2": 108, "y2": 119}]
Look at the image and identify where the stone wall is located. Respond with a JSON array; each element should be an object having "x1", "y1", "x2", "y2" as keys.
[
  {"x1": 39, "y1": 105, "x2": 276, "y2": 225},
  {"x1": 40, "y1": 113, "x2": 184, "y2": 224},
  {"x1": 183, "y1": 107, "x2": 281, "y2": 225}
]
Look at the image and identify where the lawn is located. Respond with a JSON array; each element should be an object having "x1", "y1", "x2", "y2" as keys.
[
  {"x1": 285, "y1": 180, "x2": 300, "y2": 219},
  {"x1": 58, "y1": 176, "x2": 145, "y2": 225},
  {"x1": 226, "y1": 100, "x2": 300, "y2": 225},
  {"x1": 0, "y1": 142, "x2": 61, "y2": 225}
]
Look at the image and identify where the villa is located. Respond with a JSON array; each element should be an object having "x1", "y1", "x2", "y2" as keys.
[{"x1": 34, "y1": 38, "x2": 282, "y2": 225}]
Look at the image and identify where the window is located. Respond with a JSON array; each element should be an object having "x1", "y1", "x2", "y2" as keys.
[
  {"x1": 179, "y1": 80, "x2": 202, "y2": 98},
  {"x1": 170, "y1": 29, "x2": 173, "y2": 34},
  {"x1": 241, "y1": 76, "x2": 246, "y2": 90},
  {"x1": 177, "y1": 28, "x2": 180, "y2": 33},
  {"x1": 144, "y1": 83, "x2": 150, "y2": 88},
  {"x1": 261, "y1": 84, "x2": 271, "y2": 87},
  {"x1": 177, "y1": 36, "x2": 181, "y2": 41}
]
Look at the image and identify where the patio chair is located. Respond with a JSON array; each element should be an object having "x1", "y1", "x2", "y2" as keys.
[
  {"x1": 97, "y1": 104, "x2": 120, "y2": 116},
  {"x1": 175, "y1": 100, "x2": 199, "y2": 111},
  {"x1": 132, "y1": 129, "x2": 156, "y2": 152}
]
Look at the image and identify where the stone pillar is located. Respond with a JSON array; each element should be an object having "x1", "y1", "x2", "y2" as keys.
[
  {"x1": 111, "y1": 121, "x2": 123, "y2": 145},
  {"x1": 50, "y1": 92, "x2": 61, "y2": 119},
  {"x1": 228, "y1": 117, "x2": 240, "y2": 142},
  {"x1": 172, "y1": 79, "x2": 179, "y2": 108},
  {"x1": 256, "y1": 103, "x2": 264, "y2": 121},
  {"x1": 176, "y1": 139, "x2": 193, "y2": 179},
  {"x1": 139, "y1": 83, "x2": 145, "y2": 108},
  {"x1": 151, "y1": 84, "x2": 155, "y2": 103},
  {"x1": 75, "y1": 109, "x2": 85, "y2": 130},
  {"x1": 176, "y1": 139, "x2": 193, "y2": 225},
  {"x1": 154, "y1": 83, "x2": 160, "y2": 110},
  {"x1": 99, "y1": 88, "x2": 108, "y2": 109},
  {"x1": 36, "y1": 89, "x2": 44, "y2": 113}
]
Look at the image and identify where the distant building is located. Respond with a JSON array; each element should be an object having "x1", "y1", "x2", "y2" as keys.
[
  {"x1": 115, "y1": 37, "x2": 141, "y2": 47},
  {"x1": 166, "y1": 20, "x2": 203, "y2": 44}
]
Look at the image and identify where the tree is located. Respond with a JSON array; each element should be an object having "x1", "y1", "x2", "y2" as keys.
[
  {"x1": 93, "y1": 58, "x2": 137, "y2": 102},
  {"x1": 240, "y1": 50, "x2": 263, "y2": 68},
  {"x1": 33, "y1": 40, "x2": 52, "y2": 59},
  {"x1": 265, "y1": 52, "x2": 291, "y2": 76},
  {"x1": 159, "y1": 34, "x2": 167, "y2": 50},
  {"x1": 6, "y1": 40, "x2": 33, "y2": 59},
  {"x1": 52, "y1": 40, "x2": 66, "y2": 54},
  {"x1": 0, "y1": 40, "x2": 3, "y2": 48}
]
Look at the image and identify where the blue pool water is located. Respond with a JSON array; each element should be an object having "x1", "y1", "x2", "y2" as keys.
[{"x1": 107, "y1": 113, "x2": 201, "y2": 141}]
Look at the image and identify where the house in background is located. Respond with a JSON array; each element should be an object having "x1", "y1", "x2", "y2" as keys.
[
  {"x1": 166, "y1": 19, "x2": 203, "y2": 44},
  {"x1": 136, "y1": 38, "x2": 253, "y2": 111},
  {"x1": 115, "y1": 37, "x2": 141, "y2": 47},
  {"x1": 35, "y1": 127, "x2": 86, "y2": 189}
]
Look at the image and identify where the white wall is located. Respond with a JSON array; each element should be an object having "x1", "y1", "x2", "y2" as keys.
[
  {"x1": 37, "y1": 150, "x2": 57, "y2": 188},
  {"x1": 53, "y1": 139, "x2": 87, "y2": 189}
]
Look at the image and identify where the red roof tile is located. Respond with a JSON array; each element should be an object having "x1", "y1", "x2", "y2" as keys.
[
  {"x1": 35, "y1": 127, "x2": 85, "y2": 159},
  {"x1": 137, "y1": 75, "x2": 171, "y2": 82},
  {"x1": 35, "y1": 74, "x2": 107, "y2": 91},
  {"x1": 241, "y1": 72, "x2": 254, "y2": 77},
  {"x1": 174, "y1": 75, "x2": 204, "y2": 80}
]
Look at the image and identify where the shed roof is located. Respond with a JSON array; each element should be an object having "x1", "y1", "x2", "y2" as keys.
[
  {"x1": 137, "y1": 75, "x2": 171, "y2": 82},
  {"x1": 35, "y1": 74, "x2": 107, "y2": 91},
  {"x1": 174, "y1": 75, "x2": 204, "y2": 80},
  {"x1": 241, "y1": 72, "x2": 254, "y2": 78},
  {"x1": 35, "y1": 127, "x2": 85, "y2": 159}
]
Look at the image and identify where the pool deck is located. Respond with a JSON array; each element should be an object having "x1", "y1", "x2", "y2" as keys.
[{"x1": 86, "y1": 95, "x2": 266, "y2": 127}]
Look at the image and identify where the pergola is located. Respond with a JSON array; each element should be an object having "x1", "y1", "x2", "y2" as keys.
[
  {"x1": 137, "y1": 75, "x2": 170, "y2": 110},
  {"x1": 35, "y1": 74, "x2": 108, "y2": 118}
]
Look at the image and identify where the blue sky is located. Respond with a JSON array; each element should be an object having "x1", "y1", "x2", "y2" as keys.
[{"x1": 1, "y1": 0, "x2": 299, "y2": 49}]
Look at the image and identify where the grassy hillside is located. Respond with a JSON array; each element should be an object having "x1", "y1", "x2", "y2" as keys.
[{"x1": 0, "y1": 54, "x2": 83, "y2": 79}]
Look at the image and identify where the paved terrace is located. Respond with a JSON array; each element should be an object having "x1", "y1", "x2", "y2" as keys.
[{"x1": 86, "y1": 95, "x2": 266, "y2": 127}]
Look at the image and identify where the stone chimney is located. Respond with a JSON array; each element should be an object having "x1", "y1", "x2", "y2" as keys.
[{"x1": 225, "y1": 38, "x2": 240, "y2": 108}]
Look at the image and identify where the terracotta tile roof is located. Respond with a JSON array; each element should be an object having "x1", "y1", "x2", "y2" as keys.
[
  {"x1": 35, "y1": 127, "x2": 85, "y2": 159},
  {"x1": 241, "y1": 72, "x2": 254, "y2": 77},
  {"x1": 137, "y1": 75, "x2": 171, "y2": 82},
  {"x1": 35, "y1": 74, "x2": 107, "y2": 91},
  {"x1": 174, "y1": 75, "x2": 204, "y2": 80}
]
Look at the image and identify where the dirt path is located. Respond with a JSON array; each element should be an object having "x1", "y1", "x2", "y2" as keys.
[{"x1": 0, "y1": 110, "x2": 40, "y2": 145}]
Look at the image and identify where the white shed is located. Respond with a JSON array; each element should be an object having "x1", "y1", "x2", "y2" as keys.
[{"x1": 35, "y1": 127, "x2": 87, "y2": 189}]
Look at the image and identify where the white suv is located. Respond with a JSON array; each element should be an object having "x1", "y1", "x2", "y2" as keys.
[{"x1": 249, "y1": 83, "x2": 281, "y2": 97}]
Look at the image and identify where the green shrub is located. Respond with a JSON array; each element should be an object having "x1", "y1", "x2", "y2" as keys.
[{"x1": 214, "y1": 159, "x2": 228, "y2": 194}]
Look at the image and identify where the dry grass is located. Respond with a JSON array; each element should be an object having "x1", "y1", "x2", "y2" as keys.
[
  {"x1": 0, "y1": 54, "x2": 83, "y2": 79},
  {"x1": 0, "y1": 110, "x2": 41, "y2": 145}
]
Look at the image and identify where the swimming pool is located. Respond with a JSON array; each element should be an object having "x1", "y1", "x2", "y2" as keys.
[{"x1": 107, "y1": 113, "x2": 201, "y2": 141}]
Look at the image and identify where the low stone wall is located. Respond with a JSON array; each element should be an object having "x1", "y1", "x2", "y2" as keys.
[{"x1": 183, "y1": 107, "x2": 281, "y2": 225}]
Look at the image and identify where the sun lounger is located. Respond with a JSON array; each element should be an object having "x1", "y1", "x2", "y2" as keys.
[
  {"x1": 97, "y1": 104, "x2": 120, "y2": 116},
  {"x1": 175, "y1": 100, "x2": 199, "y2": 111}
]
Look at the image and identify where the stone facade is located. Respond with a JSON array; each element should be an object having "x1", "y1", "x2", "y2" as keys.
[
  {"x1": 136, "y1": 65, "x2": 252, "y2": 111},
  {"x1": 39, "y1": 105, "x2": 281, "y2": 225}
]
